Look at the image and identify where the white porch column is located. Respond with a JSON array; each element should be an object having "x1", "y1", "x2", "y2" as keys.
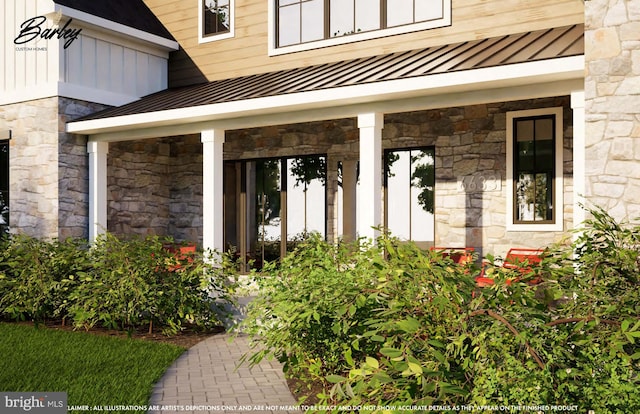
[
  {"x1": 87, "y1": 141, "x2": 109, "y2": 242},
  {"x1": 357, "y1": 113, "x2": 383, "y2": 241},
  {"x1": 201, "y1": 129, "x2": 225, "y2": 254},
  {"x1": 571, "y1": 91, "x2": 585, "y2": 235}
]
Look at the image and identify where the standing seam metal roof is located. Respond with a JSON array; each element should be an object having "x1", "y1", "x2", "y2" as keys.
[{"x1": 77, "y1": 24, "x2": 583, "y2": 122}]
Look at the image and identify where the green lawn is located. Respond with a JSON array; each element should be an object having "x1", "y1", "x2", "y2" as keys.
[{"x1": 0, "y1": 322, "x2": 185, "y2": 411}]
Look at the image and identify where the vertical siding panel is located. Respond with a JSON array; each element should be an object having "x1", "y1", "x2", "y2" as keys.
[
  {"x1": 80, "y1": 36, "x2": 96, "y2": 88},
  {"x1": 0, "y1": 0, "x2": 7, "y2": 91},
  {"x1": 159, "y1": 56, "x2": 168, "y2": 89},
  {"x1": 110, "y1": 44, "x2": 124, "y2": 94},
  {"x1": 13, "y1": 0, "x2": 25, "y2": 91},
  {"x1": 123, "y1": 48, "x2": 137, "y2": 94},
  {"x1": 24, "y1": 0, "x2": 37, "y2": 88},
  {"x1": 65, "y1": 35, "x2": 83, "y2": 85},
  {"x1": 96, "y1": 39, "x2": 110, "y2": 90},
  {"x1": 148, "y1": 55, "x2": 164, "y2": 93},
  {"x1": 136, "y1": 51, "x2": 149, "y2": 95}
]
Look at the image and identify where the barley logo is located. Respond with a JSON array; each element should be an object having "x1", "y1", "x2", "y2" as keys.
[{"x1": 14, "y1": 11, "x2": 82, "y2": 50}]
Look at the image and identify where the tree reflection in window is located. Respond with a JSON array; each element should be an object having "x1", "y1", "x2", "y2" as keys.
[
  {"x1": 253, "y1": 155, "x2": 326, "y2": 263},
  {"x1": 287, "y1": 156, "x2": 326, "y2": 239},
  {"x1": 203, "y1": 0, "x2": 230, "y2": 36},
  {"x1": 385, "y1": 148, "x2": 435, "y2": 242},
  {"x1": 514, "y1": 116, "x2": 554, "y2": 223},
  {"x1": 256, "y1": 159, "x2": 281, "y2": 238}
]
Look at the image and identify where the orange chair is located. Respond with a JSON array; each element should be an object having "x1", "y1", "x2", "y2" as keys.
[
  {"x1": 475, "y1": 248, "x2": 545, "y2": 287},
  {"x1": 430, "y1": 247, "x2": 475, "y2": 265}
]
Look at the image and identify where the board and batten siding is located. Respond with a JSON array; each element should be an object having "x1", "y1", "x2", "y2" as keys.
[
  {"x1": 1, "y1": 0, "x2": 59, "y2": 104},
  {"x1": 2, "y1": 0, "x2": 171, "y2": 106},
  {"x1": 145, "y1": 0, "x2": 584, "y2": 87},
  {"x1": 62, "y1": 28, "x2": 169, "y2": 102}
]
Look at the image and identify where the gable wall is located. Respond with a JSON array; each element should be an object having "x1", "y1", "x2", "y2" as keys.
[{"x1": 145, "y1": 0, "x2": 584, "y2": 87}]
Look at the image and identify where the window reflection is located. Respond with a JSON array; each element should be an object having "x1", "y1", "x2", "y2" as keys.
[
  {"x1": 226, "y1": 155, "x2": 327, "y2": 268},
  {"x1": 203, "y1": 0, "x2": 230, "y2": 36},
  {"x1": 386, "y1": 148, "x2": 435, "y2": 242},
  {"x1": 514, "y1": 116, "x2": 555, "y2": 223},
  {"x1": 287, "y1": 157, "x2": 326, "y2": 239}
]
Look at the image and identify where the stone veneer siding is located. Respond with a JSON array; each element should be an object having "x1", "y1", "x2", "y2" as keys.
[
  {"x1": 108, "y1": 135, "x2": 203, "y2": 242},
  {"x1": 0, "y1": 96, "x2": 107, "y2": 239},
  {"x1": 107, "y1": 96, "x2": 573, "y2": 256},
  {"x1": 384, "y1": 97, "x2": 573, "y2": 257},
  {"x1": 585, "y1": 0, "x2": 640, "y2": 221}
]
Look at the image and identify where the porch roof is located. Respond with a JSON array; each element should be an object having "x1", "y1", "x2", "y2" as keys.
[{"x1": 68, "y1": 24, "x2": 584, "y2": 138}]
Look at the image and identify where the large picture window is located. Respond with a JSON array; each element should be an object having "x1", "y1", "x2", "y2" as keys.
[
  {"x1": 273, "y1": 0, "x2": 451, "y2": 51},
  {"x1": 384, "y1": 147, "x2": 435, "y2": 246},
  {"x1": 224, "y1": 155, "x2": 327, "y2": 269},
  {"x1": 506, "y1": 108, "x2": 563, "y2": 232}
]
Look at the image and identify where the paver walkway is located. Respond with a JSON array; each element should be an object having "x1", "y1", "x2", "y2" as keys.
[
  {"x1": 148, "y1": 295, "x2": 300, "y2": 414},
  {"x1": 148, "y1": 333, "x2": 299, "y2": 414}
]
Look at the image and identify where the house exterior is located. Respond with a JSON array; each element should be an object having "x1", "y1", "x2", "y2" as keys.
[
  {"x1": 1, "y1": 1, "x2": 637, "y2": 267},
  {"x1": 0, "y1": 0, "x2": 178, "y2": 239}
]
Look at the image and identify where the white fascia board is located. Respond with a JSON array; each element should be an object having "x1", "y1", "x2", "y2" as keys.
[
  {"x1": 68, "y1": 55, "x2": 584, "y2": 137},
  {"x1": 56, "y1": 5, "x2": 179, "y2": 51}
]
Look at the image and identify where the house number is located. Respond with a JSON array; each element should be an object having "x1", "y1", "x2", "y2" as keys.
[{"x1": 457, "y1": 173, "x2": 501, "y2": 192}]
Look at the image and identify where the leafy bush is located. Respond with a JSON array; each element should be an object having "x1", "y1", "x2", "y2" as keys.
[
  {"x1": 240, "y1": 207, "x2": 640, "y2": 412},
  {"x1": 0, "y1": 236, "x2": 92, "y2": 322},
  {"x1": 0, "y1": 233, "x2": 236, "y2": 335}
]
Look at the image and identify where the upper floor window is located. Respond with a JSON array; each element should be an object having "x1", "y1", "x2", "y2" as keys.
[
  {"x1": 272, "y1": 0, "x2": 451, "y2": 53},
  {"x1": 506, "y1": 108, "x2": 564, "y2": 232},
  {"x1": 200, "y1": 0, "x2": 234, "y2": 42}
]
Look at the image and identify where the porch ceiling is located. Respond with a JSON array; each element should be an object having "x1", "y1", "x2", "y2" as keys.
[{"x1": 67, "y1": 24, "x2": 584, "y2": 139}]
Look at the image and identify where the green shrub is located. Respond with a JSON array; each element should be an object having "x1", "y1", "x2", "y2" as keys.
[
  {"x1": 0, "y1": 233, "x2": 236, "y2": 335},
  {"x1": 67, "y1": 233, "x2": 235, "y2": 334},
  {"x1": 0, "y1": 236, "x2": 91, "y2": 322},
  {"x1": 240, "y1": 207, "x2": 640, "y2": 412}
]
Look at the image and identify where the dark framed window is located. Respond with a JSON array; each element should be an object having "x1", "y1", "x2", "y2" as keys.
[
  {"x1": 384, "y1": 147, "x2": 435, "y2": 243},
  {"x1": 276, "y1": 0, "x2": 447, "y2": 47},
  {"x1": 1, "y1": 137, "x2": 9, "y2": 235},
  {"x1": 203, "y1": 0, "x2": 231, "y2": 37},
  {"x1": 513, "y1": 115, "x2": 555, "y2": 224},
  {"x1": 224, "y1": 154, "x2": 327, "y2": 270}
]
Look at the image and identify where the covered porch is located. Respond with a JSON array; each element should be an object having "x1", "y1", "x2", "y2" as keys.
[{"x1": 67, "y1": 25, "x2": 586, "y2": 263}]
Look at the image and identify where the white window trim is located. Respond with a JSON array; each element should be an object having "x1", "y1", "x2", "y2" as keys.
[
  {"x1": 199, "y1": 0, "x2": 235, "y2": 43},
  {"x1": 506, "y1": 107, "x2": 564, "y2": 232},
  {"x1": 268, "y1": 0, "x2": 451, "y2": 56}
]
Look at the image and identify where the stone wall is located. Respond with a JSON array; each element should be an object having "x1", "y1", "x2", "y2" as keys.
[
  {"x1": 107, "y1": 135, "x2": 203, "y2": 242},
  {"x1": 0, "y1": 96, "x2": 108, "y2": 239},
  {"x1": 0, "y1": 97, "x2": 59, "y2": 238},
  {"x1": 585, "y1": 0, "x2": 640, "y2": 220},
  {"x1": 58, "y1": 98, "x2": 111, "y2": 239}
]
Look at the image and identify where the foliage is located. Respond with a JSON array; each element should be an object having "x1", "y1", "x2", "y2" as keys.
[
  {"x1": 0, "y1": 233, "x2": 236, "y2": 335},
  {"x1": 0, "y1": 235, "x2": 92, "y2": 323},
  {"x1": 240, "y1": 206, "x2": 640, "y2": 412},
  {"x1": 290, "y1": 156, "x2": 327, "y2": 189}
]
